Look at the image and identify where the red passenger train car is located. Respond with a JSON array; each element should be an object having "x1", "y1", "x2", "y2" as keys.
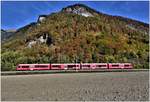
[
  {"x1": 17, "y1": 64, "x2": 50, "y2": 70},
  {"x1": 16, "y1": 63, "x2": 133, "y2": 71}
]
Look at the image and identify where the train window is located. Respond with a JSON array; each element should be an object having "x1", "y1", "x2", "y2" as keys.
[
  {"x1": 82, "y1": 65, "x2": 90, "y2": 67},
  {"x1": 112, "y1": 65, "x2": 119, "y2": 67},
  {"x1": 35, "y1": 65, "x2": 39, "y2": 68},
  {"x1": 124, "y1": 65, "x2": 130, "y2": 67},
  {"x1": 67, "y1": 65, "x2": 76, "y2": 68},
  {"x1": 35, "y1": 65, "x2": 48, "y2": 68},
  {"x1": 22, "y1": 66, "x2": 29, "y2": 68},
  {"x1": 96, "y1": 65, "x2": 106, "y2": 67},
  {"x1": 40, "y1": 65, "x2": 48, "y2": 68},
  {"x1": 52, "y1": 65, "x2": 61, "y2": 68}
]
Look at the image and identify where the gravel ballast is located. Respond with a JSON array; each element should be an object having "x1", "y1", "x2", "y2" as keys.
[{"x1": 1, "y1": 71, "x2": 149, "y2": 101}]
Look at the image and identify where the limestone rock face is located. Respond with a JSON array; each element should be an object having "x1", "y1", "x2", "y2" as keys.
[
  {"x1": 61, "y1": 4, "x2": 95, "y2": 17},
  {"x1": 38, "y1": 15, "x2": 47, "y2": 23},
  {"x1": 27, "y1": 33, "x2": 52, "y2": 48},
  {"x1": 28, "y1": 40, "x2": 37, "y2": 48}
]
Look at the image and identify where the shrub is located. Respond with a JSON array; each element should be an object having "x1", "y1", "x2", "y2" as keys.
[
  {"x1": 104, "y1": 55, "x2": 116, "y2": 63},
  {"x1": 1, "y1": 51, "x2": 22, "y2": 71}
]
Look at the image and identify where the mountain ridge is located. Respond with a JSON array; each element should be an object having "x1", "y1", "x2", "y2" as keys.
[{"x1": 1, "y1": 3, "x2": 148, "y2": 37}]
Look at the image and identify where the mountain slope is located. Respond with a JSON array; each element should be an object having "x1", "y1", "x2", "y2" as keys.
[
  {"x1": 1, "y1": 29, "x2": 15, "y2": 42},
  {"x1": 1, "y1": 4, "x2": 149, "y2": 71}
]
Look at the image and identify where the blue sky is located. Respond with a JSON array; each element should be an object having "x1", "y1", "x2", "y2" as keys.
[{"x1": 1, "y1": 1, "x2": 149, "y2": 30}]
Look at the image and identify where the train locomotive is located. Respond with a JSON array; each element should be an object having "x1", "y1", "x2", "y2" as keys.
[{"x1": 16, "y1": 63, "x2": 133, "y2": 71}]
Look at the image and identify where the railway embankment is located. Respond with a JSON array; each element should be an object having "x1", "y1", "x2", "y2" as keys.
[{"x1": 1, "y1": 69, "x2": 149, "y2": 76}]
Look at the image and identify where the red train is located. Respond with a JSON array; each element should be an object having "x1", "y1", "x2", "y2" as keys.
[{"x1": 16, "y1": 63, "x2": 133, "y2": 71}]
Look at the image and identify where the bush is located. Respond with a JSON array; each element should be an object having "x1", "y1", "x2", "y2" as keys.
[
  {"x1": 16, "y1": 56, "x2": 29, "y2": 64},
  {"x1": 134, "y1": 64, "x2": 143, "y2": 69},
  {"x1": 1, "y1": 51, "x2": 22, "y2": 71},
  {"x1": 104, "y1": 55, "x2": 116, "y2": 63}
]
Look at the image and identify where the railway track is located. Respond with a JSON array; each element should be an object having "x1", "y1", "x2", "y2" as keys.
[{"x1": 1, "y1": 69, "x2": 149, "y2": 75}]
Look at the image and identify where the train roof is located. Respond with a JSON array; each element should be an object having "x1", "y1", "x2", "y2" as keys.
[
  {"x1": 18, "y1": 64, "x2": 50, "y2": 66},
  {"x1": 18, "y1": 63, "x2": 132, "y2": 66}
]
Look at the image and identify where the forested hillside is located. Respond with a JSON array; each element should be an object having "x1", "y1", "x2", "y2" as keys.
[{"x1": 1, "y1": 4, "x2": 149, "y2": 71}]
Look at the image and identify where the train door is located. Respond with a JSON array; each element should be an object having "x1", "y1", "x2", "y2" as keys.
[
  {"x1": 29, "y1": 64, "x2": 35, "y2": 70},
  {"x1": 120, "y1": 64, "x2": 124, "y2": 69}
]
